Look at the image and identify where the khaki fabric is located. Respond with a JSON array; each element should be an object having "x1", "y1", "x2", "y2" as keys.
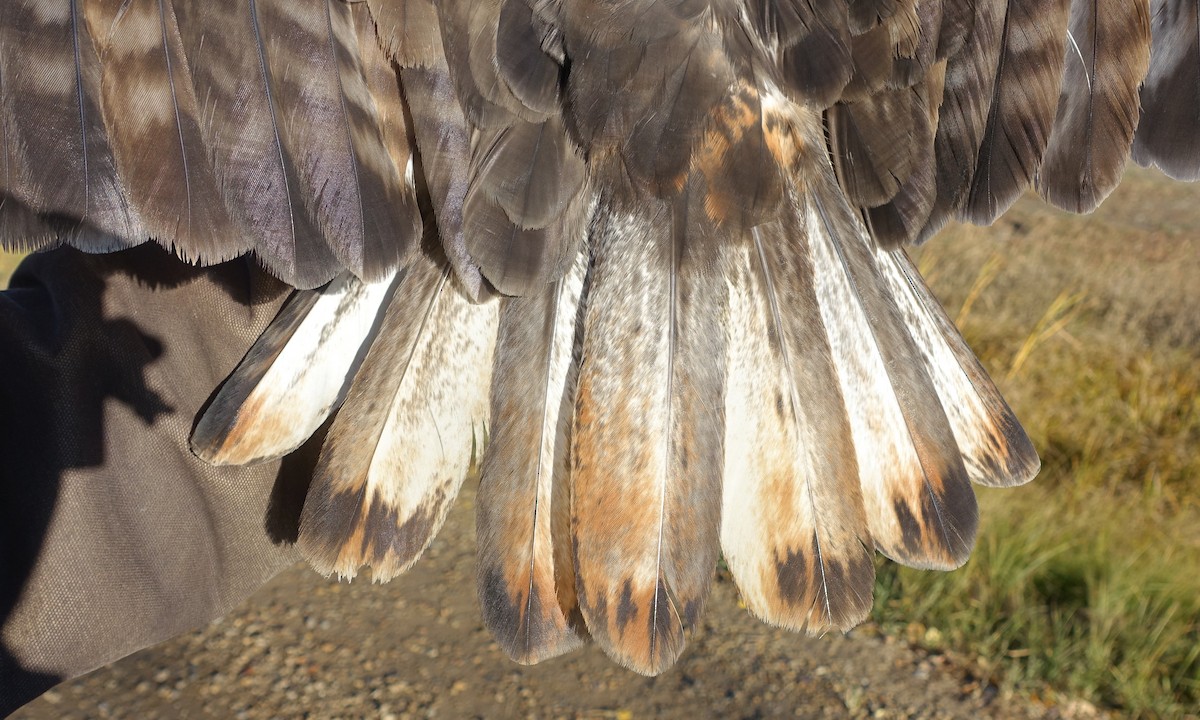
[{"x1": 0, "y1": 245, "x2": 309, "y2": 716}]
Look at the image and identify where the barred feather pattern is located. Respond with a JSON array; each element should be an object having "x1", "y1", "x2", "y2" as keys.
[
  {"x1": 0, "y1": 0, "x2": 423, "y2": 288},
  {"x1": 9, "y1": 0, "x2": 1191, "y2": 679},
  {"x1": 961, "y1": 0, "x2": 1070, "y2": 224},
  {"x1": 1039, "y1": 0, "x2": 1151, "y2": 212}
]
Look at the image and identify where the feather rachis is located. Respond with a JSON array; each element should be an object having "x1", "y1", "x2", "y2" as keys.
[
  {"x1": 571, "y1": 199, "x2": 724, "y2": 675},
  {"x1": 477, "y1": 253, "x2": 589, "y2": 664},
  {"x1": 299, "y1": 253, "x2": 499, "y2": 580}
]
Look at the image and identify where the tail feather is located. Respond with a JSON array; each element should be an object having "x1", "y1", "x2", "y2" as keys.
[
  {"x1": 571, "y1": 200, "x2": 726, "y2": 675},
  {"x1": 191, "y1": 270, "x2": 400, "y2": 466},
  {"x1": 808, "y1": 174, "x2": 977, "y2": 571},
  {"x1": 298, "y1": 251, "x2": 498, "y2": 580},
  {"x1": 184, "y1": 177, "x2": 1037, "y2": 674},
  {"x1": 476, "y1": 253, "x2": 588, "y2": 665},
  {"x1": 877, "y1": 250, "x2": 1040, "y2": 488},
  {"x1": 722, "y1": 212, "x2": 875, "y2": 634}
]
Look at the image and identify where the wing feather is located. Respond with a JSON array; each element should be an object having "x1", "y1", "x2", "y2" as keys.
[
  {"x1": 1038, "y1": 0, "x2": 1151, "y2": 212},
  {"x1": 0, "y1": 1, "x2": 142, "y2": 252},
  {"x1": 961, "y1": 0, "x2": 1070, "y2": 224},
  {"x1": 84, "y1": 0, "x2": 244, "y2": 261},
  {"x1": 1132, "y1": 0, "x2": 1200, "y2": 180}
]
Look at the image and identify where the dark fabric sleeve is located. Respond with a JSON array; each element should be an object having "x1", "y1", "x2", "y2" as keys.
[{"x1": 0, "y1": 245, "x2": 310, "y2": 716}]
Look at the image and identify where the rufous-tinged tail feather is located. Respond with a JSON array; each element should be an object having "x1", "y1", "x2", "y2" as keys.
[
  {"x1": 298, "y1": 250, "x2": 498, "y2": 581},
  {"x1": 192, "y1": 270, "x2": 400, "y2": 466},
  {"x1": 806, "y1": 171, "x2": 979, "y2": 571},
  {"x1": 722, "y1": 211, "x2": 876, "y2": 634},
  {"x1": 875, "y1": 250, "x2": 1040, "y2": 488},
  {"x1": 476, "y1": 253, "x2": 588, "y2": 665},
  {"x1": 571, "y1": 199, "x2": 726, "y2": 675},
  {"x1": 722, "y1": 157, "x2": 1037, "y2": 633}
]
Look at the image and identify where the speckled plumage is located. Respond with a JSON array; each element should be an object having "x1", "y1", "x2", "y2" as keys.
[{"x1": 2, "y1": 0, "x2": 1194, "y2": 677}]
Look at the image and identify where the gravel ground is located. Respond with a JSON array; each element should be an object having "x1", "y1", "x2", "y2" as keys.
[{"x1": 12, "y1": 486, "x2": 1095, "y2": 720}]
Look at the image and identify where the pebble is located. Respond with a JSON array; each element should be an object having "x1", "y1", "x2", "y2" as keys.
[{"x1": 12, "y1": 487, "x2": 1070, "y2": 720}]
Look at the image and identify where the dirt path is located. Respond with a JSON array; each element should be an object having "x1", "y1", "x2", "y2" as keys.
[{"x1": 12, "y1": 487, "x2": 1078, "y2": 719}]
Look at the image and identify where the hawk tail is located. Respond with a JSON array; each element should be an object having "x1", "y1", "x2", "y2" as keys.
[{"x1": 192, "y1": 175, "x2": 1037, "y2": 671}]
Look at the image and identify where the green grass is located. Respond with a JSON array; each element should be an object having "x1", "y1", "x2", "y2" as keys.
[{"x1": 872, "y1": 168, "x2": 1200, "y2": 717}]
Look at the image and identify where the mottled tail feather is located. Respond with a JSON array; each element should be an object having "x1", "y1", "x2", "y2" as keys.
[
  {"x1": 722, "y1": 214, "x2": 876, "y2": 635},
  {"x1": 722, "y1": 164, "x2": 1037, "y2": 634},
  {"x1": 571, "y1": 201, "x2": 726, "y2": 675},
  {"x1": 298, "y1": 252, "x2": 498, "y2": 580},
  {"x1": 187, "y1": 190, "x2": 1035, "y2": 674},
  {"x1": 192, "y1": 271, "x2": 399, "y2": 466},
  {"x1": 877, "y1": 250, "x2": 1040, "y2": 488},
  {"x1": 476, "y1": 255, "x2": 589, "y2": 665},
  {"x1": 806, "y1": 177, "x2": 978, "y2": 572}
]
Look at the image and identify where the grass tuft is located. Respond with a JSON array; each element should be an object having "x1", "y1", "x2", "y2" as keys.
[{"x1": 876, "y1": 170, "x2": 1200, "y2": 717}]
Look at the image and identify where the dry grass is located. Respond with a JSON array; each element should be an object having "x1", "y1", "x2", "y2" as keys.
[
  {"x1": 875, "y1": 167, "x2": 1200, "y2": 718},
  {"x1": 0, "y1": 250, "x2": 24, "y2": 289}
]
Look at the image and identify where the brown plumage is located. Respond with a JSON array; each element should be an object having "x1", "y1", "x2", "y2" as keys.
[
  {"x1": 476, "y1": 255, "x2": 588, "y2": 665},
  {"x1": 961, "y1": 0, "x2": 1070, "y2": 225},
  {"x1": 0, "y1": 0, "x2": 1191, "y2": 677},
  {"x1": 1133, "y1": 0, "x2": 1200, "y2": 181},
  {"x1": 1038, "y1": 0, "x2": 1151, "y2": 212},
  {"x1": 571, "y1": 199, "x2": 726, "y2": 674}
]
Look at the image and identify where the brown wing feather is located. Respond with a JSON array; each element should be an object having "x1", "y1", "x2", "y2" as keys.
[
  {"x1": 864, "y1": 62, "x2": 946, "y2": 245},
  {"x1": 0, "y1": 1, "x2": 143, "y2": 253},
  {"x1": 1133, "y1": 0, "x2": 1200, "y2": 181},
  {"x1": 83, "y1": 0, "x2": 244, "y2": 262},
  {"x1": 914, "y1": 0, "x2": 1006, "y2": 241},
  {"x1": 1038, "y1": 0, "x2": 1151, "y2": 213},
  {"x1": 960, "y1": 0, "x2": 1070, "y2": 224}
]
